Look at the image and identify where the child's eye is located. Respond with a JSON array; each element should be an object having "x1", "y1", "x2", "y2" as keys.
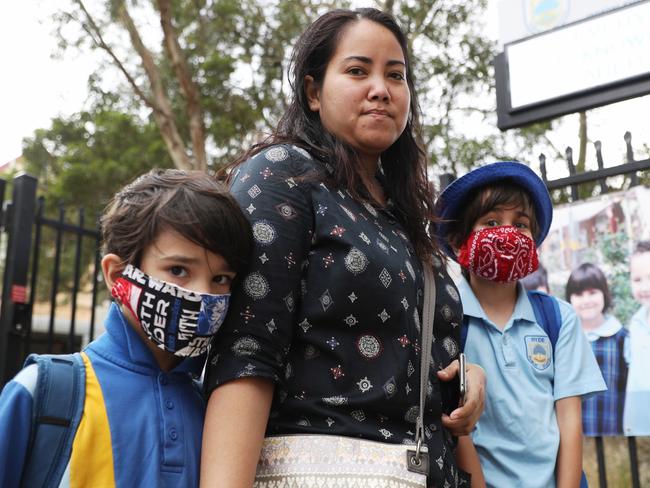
[
  {"x1": 515, "y1": 222, "x2": 529, "y2": 229},
  {"x1": 169, "y1": 266, "x2": 188, "y2": 278},
  {"x1": 486, "y1": 219, "x2": 499, "y2": 227},
  {"x1": 213, "y1": 275, "x2": 233, "y2": 286}
]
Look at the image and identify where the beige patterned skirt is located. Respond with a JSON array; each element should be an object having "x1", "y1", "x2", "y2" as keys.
[{"x1": 254, "y1": 434, "x2": 428, "y2": 488}]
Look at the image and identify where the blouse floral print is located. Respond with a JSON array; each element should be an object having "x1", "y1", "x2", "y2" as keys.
[{"x1": 205, "y1": 145, "x2": 467, "y2": 487}]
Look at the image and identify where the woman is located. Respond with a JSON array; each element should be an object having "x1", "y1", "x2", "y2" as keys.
[{"x1": 201, "y1": 8, "x2": 485, "y2": 487}]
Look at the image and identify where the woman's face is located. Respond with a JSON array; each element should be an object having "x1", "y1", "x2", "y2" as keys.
[
  {"x1": 570, "y1": 288, "x2": 605, "y2": 324},
  {"x1": 305, "y1": 19, "x2": 410, "y2": 166}
]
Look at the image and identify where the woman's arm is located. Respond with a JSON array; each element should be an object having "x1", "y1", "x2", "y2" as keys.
[
  {"x1": 455, "y1": 435, "x2": 485, "y2": 488},
  {"x1": 200, "y1": 377, "x2": 275, "y2": 488},
  {"x1": 438, "y1": 362, "x2": 486, "y2": 435},
  {"x1": 555, "y1": 396, "x2": 582, "y2": 488}
]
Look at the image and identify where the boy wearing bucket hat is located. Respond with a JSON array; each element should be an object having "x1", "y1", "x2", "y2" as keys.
[
  {"x1": 435, "y1": 161, "x2": 605, "y2": 488},
  {"x1": 0, "y1": 169, "x2": 253, "y2": 488}
]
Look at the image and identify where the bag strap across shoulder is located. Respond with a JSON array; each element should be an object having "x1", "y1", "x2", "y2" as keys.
[
  {"x1": 21, "y1": 353, "x2": 86, "y2": 488},
  {"x1": 407, "y1": 264, "x2": 436, "y2": 475}
]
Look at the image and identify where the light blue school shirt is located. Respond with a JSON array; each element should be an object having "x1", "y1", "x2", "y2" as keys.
[
  {"x1": 624, "y1": 305, "x2": 650, "y2": 435},
  {"x1": 458, "y1": 278, "x2": 605, "y2": 488}
]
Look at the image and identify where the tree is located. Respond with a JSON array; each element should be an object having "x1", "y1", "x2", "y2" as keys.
[
  {"x1": 54, "y1": 0, "x2": 348, "y2": 171},
  {"x1": 21, "y1": 102, "x2": 173, "y2": 301},
  {"x1": 22, "y1": 104, "x2": 173, "y2": 220},
  {"x1": 47, "y1": 0, "x2": 551, "y2": 177}
]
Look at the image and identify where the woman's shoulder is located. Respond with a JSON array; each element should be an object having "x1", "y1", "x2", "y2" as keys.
[{"x1": 235, "y1": 144, "x2": 323, "y2": 177}]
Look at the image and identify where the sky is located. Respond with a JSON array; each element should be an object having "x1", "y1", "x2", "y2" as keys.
[{"x1": 1, "y1": 1, "x2": 649, "y2": 172}]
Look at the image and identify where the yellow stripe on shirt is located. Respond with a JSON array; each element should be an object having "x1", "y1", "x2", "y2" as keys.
[{"x1": 69, "y1": 352, "x2": 116, "y2": 488}]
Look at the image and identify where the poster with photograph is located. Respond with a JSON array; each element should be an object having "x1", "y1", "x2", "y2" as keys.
[{"x1": 536, "y1": 184, "x2": 650, "y2": 436}]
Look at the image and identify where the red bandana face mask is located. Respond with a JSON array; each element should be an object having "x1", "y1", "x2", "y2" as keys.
[{"x1": 458, "y1": 225, "x2": 539, "y2": 283}]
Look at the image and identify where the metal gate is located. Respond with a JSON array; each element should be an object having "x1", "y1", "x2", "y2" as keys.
[{"x1": 0, "y1": 173, "x2": 102, "y2": 385}]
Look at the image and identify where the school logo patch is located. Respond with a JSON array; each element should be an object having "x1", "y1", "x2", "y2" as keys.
[{"x1": 525, "y1": 335, "x2": 551, "y2": 370}]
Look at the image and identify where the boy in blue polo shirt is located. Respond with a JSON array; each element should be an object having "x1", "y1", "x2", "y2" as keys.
[
  {"x1": 435, "y1": 162, "x2": 605, "y2": 488},
  {"x1": 0, "y1": 169, "x2": 252, "y2": 487}
]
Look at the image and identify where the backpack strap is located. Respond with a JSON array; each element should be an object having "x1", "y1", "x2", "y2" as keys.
[
  {"x1": 527, "y1": 290, "x2": 562, "y2": 354},
  {"x1": 21, "y1": 353, "x2": 86, "y2": 488}
]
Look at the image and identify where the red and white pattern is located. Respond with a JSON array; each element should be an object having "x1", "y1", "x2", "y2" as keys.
[{"x1": 458, "y1": 225, "x2": 539, "y2": 283}]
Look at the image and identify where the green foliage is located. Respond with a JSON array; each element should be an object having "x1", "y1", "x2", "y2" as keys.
[
  {"x1": 44, "y1": 0, "x2": 550, "y2": 175},
  {"x1": 21, "y1": 104, "x2": 172, "y2": 301},
  {"x1": 598, "y1": 231, "x2": 636, "y2": 325},
  {"x1": 22, "y1": 107, "x2": 173, "y2": 221}
]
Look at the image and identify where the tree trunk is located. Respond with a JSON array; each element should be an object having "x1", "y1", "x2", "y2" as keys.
[
  {"x1": 157, "y1": 0, "x2": 207, "y2": 171},
  {"x1": 116, "y1": 0, "x2": 194, "y2": 170}
]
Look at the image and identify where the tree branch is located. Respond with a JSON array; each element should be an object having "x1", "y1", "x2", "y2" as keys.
[
  {"x1": 73, "y1": 0, "x2": 160, "y2": 111},
  {"x1": 114, "y1": 0, "x2": 193, "y2": 170},
  {"x1": 157, "y1": 0, "x2": 207, "y2": 169}
]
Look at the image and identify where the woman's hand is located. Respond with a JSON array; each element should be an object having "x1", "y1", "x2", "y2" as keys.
[{"x1": 437, "y1": 360, "x2": 486, "y2": 436}]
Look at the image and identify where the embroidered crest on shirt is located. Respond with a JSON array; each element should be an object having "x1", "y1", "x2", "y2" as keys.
[{"x1": 525, "y1": 335, "x2": 551, "y2": 370}]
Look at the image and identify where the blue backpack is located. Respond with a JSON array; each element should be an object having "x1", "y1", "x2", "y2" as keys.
[
  {"x1": 461, "y1": 290, "x2": 588, "y2": 488},
  {"x1": 21, "y1": 353, "x2": 86, "y2": 488}
]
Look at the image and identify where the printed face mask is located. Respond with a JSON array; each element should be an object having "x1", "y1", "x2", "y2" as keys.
[
  {"x1": 111, "y1": 264, "x2": 231, "y2": 357},
  {"x1": 458, "y1": 225, "x2": 539, "y2": 283}
]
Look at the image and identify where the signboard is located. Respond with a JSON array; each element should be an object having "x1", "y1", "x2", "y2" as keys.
[{"x1": 495, "y1": 0, "x2": 650, "y2": 130}]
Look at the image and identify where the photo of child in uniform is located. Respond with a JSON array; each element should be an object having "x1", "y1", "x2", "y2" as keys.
[
  {"x1": 623, "y1": 241, "x2": 650, "y2": 436},
  {"x1": 566, "y1": 263, "x2": 629, "y2": 436}
]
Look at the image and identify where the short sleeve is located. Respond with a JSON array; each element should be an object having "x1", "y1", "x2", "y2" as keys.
[
  {"x1": 552, "y1": 299, "x2": 607, "y2": 400},
  {"x1": 0, "y1": 365, "x2": 37, "y2": 488},
  {"x1": 204, "y1": 146, "x2": 316, "y2": 394}
]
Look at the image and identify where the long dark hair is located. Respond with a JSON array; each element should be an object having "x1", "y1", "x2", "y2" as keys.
[{"x1": 223, "y1": 8, "x2": 438, "y2": 260}]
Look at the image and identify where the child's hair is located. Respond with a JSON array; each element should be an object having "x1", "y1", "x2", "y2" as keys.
[
  {"x1": 520, "y1": 263, "x2": 549, "y2": 292},
  {"x1": 101, "y1": 169, "x2": 253, "y2": 274},
  {"x1": 633, "y1": 240, "x2": 650, "y2": 255},
  {"x1": 445, "y1": 181, "x2": 540, "y2": 251},
  {"x1": 565, "y1": 262, "x2": 611, "y2": 312}
]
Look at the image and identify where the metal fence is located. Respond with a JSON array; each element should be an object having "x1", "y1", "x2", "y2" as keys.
[{"x1": 0, "y1": 173, "x2": 102, "y2": 385}]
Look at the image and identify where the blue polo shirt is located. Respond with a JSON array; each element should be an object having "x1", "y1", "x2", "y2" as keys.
[
  {"x1": 0, "y1": 303, "x2": 205, "y2": 488},
  {"x1": 457, "y1": 278, "x2": 605, "y2": 488}
]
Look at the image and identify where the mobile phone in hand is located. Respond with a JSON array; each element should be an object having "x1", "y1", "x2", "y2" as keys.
[{"x1": 459, "y1": 353, "x2": 466, "y2": 406}]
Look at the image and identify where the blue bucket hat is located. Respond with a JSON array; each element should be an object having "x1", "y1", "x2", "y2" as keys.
[{"x1": 435, "y1": 161, "x2": 553, "y2": 260}]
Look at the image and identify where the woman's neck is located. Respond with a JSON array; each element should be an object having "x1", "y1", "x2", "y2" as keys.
[
  {"x1": 469, "y1": 274, "x2": 518, "y2": 329},
  {"x1": 358, "y1": 157, "x2": 385, "y2": 206}
]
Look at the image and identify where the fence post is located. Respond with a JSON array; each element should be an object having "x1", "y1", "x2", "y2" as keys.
[
  {"x1": 565, "y1": 147, "x2": 579, "y2": 201},
  {"x1": 624, "y1": 132, "x2": 639, "y2": 187},
  {"x1": 538, "y1": 153, "x2": 548, "y2": 184},
  {"x1": 0, "y1": 173, "x2": 37, "y2": 385},
  {"x1": 594, "y1": 141, "x2": 608, "y2": 194},
  {"x1": 439, "y1": 173, "x2": 456, "y2": 191}
]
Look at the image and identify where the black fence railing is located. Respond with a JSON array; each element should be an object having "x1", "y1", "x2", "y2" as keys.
[{"x1": 0, "y1": 173, "x2": 101, "y2": 385}]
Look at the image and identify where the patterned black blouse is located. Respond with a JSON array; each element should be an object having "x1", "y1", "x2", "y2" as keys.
[{"x1": 205, "y1": 145, "x2": 467, "y2": 487}]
